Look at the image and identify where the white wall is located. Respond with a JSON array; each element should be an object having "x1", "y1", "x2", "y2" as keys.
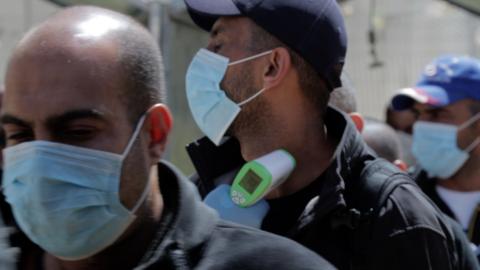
[
  {"x1": 343, "y1": 0, "x2": 480, "y2": 119},
  {"x1": 0, "y1": 0, "x2": 60, "y2": 86}
]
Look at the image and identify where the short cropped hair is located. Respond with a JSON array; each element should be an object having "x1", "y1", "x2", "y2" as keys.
[
  {"x1": 114, "y1": 21, "x2": 166, "y2": 124},
  {"x1": 247, "y1": 22, "x2": 330, "y2": 118},
  {"x1": 328, "y1": 72, "x2": 357, "y2": 113},
  {"x1": 362, "y1": 118, "x2": 402, "y2": 162}
]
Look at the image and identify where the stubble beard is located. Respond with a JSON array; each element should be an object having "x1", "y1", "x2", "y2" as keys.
[{"x1": 223, "y1": 65, "x2": 271, "y2": 144}]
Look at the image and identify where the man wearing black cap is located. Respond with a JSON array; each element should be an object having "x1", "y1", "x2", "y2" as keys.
[
  {"x1": 392, "y1": 55, "x2": 480, "y2": 262},
  {"x1": 183, "y1": 0, "x2": 478, "y2": 269}
]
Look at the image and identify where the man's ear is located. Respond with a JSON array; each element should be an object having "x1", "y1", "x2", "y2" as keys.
[
  {"x1": 263, "y1": 47, "x2": 291, "y2": 90},
  {"x1": 146, "y1": 104, "x2": 173, "y2": 162},
  {"x1": 394, "y1": 159, "x2": 408, "y2": 172},
  {"x1": 349, "y1": 112, "x2": 364, "y2": 133}
]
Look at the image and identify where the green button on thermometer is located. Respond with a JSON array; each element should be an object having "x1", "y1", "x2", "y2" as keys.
[{"x1": 231, "y1": 149, "x2": 296, "y2": 207}]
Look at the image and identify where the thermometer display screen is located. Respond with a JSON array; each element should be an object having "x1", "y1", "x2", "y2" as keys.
[{"x1": 239, "y1": 170, "x2": 262, "y2": 194}]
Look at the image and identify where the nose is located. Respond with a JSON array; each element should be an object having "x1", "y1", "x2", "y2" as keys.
[{"x1": 33, "y1": 126, "x2": 54, "y2": 142}]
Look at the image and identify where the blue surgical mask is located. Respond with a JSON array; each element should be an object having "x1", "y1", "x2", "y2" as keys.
[
  {"x1": 412, "y1": 113, "x2": 480, "y2": 179},
  {"x1": 2, "y1": 115, "x2": 150, "y2": 260},
  {"x1": 186, "y1": 48, "x2": 272, "y2": 145}
]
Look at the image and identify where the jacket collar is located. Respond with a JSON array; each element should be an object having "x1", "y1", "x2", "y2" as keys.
[
  {"x1": 295, "y1": 107, "x2": 375, "y2": 230},
  {"x1": 137, "y1": 161, "x2": 218, "y2": 268},
  {"x1": 324, "y1": 107, "x2": 375, "y2": 197}
]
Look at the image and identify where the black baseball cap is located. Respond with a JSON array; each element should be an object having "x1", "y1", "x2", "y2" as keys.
[{"x1": 184, "y1": 0, "x2": 348, "y2": 90}]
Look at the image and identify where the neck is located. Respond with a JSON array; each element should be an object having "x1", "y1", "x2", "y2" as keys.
[
  {"x1": 238, "y1": 103, "x2": 334, "y2": 198},
  {"x1": 45, "y1": 177, "x2": 164, "y2": 270},
  {"x1": 440, "y1": 155, "x2": 480, "y2": 191}
]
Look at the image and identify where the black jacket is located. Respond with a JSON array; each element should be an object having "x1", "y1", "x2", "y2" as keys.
[
  {"x1": 414, "y1": 169, "x2": 457, "y2": 222},
  {"x1": 134, "y1": 161, "x2": 335, "y2": 270},
  {"x1": 414, "y1": 169, "x2": 480, "y2": 266},
  {"x1": 188, "y1": 107, "x2": 479, "y2": 270}
]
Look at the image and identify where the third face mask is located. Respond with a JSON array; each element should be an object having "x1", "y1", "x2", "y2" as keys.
[{"x1": 186, "y1": 49, "x2": 272, "y2": 146}]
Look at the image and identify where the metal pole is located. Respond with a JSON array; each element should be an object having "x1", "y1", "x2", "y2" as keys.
[
  {"x1": 23, "y1": 0, "x2": 33, "y2": 31},
  {"x1": 148, "y1": 0, "x2": 173, "y2": 159},
  {"x1": 148, "y1": 0, "x2": 162, "y2": 44}
]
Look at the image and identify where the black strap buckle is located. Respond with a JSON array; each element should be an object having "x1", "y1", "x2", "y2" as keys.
[{"x1": 331, "y1": 208, "x2": 373, "y2": 230}]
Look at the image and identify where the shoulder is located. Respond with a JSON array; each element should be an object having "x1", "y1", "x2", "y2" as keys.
[
  {"x1": 377, "y1": 182, "x2": 449, "y2": 240},
  {"x1": 367, "y1": 180, "x2": 464, "y2": 269},
  {"x1": 356, "y1": 159, "x2": 447, "y2": 238},
  {"x1": 198, "y1": 221, "x2": 335, "y2": 270}
]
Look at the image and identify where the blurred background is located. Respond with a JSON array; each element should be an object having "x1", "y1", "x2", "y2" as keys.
[{"x1": 0, "y1": 0, "x2": 479, "y2": 174}]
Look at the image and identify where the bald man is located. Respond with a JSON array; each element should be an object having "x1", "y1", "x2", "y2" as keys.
[
  {"x1": 1, "y1": 6, "x2": 334, "y2": 270},
  {"x1": 361, "y1": 118, "x2": 406, "y2": 166},
  {"x1": 328, "y1": 72, "x2": 364, "y2": 132}
]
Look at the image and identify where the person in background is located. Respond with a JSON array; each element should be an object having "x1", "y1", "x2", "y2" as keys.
[
  {"x1": 0, "y1": 85, "x2": 18, "y2": 270},
  {"x1": 361, "y1": 117, "x2": 408, "y2": 171},
  {"x1": 0, "y1": 6, "x2": 335, "y2": 270},
  {"x1": 386, "y1": 105, "x2": 416, "y2": 134},
  {"x1": 328, "y1": 75, "x2": 408, "y2": 170},
  {"x1": 386, "y1": 99, "x2": 417, "y2": 167},
  {"x1": 0, "y1": 213, "x2": 18, "y2": 270},
  {"x1": 329, "y1": 72, "x2": 364, "y2": 132},
  {"x1": 392, "y1": 55, "x2": 480, "y2": 260},
  {"x1": 329, "y1": 86, "x2": 413, "y2": 167},
  {"x1": 183, "y1": 0, "x2": 478, "y2": 269}
]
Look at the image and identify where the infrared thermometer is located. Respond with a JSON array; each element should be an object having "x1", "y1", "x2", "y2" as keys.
[{"x1": 230, "y1": 149, "x2": 296, "y2": 207}]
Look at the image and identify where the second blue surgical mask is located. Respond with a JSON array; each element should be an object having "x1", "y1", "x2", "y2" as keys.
[
  {"x1": 412, "y1": 113, "x2": 480, "y2": 179},
  {"x1": 186, "y1": 49, "x2": 272, "y2": 146}
]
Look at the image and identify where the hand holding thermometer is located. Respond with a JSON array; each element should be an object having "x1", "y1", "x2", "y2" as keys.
[
  {"x1": 230, "y1": 149, "x2": 296, "y2": 207},
  {"x1": 204, "y1": 185, "x2": 270, "y2": 228}
]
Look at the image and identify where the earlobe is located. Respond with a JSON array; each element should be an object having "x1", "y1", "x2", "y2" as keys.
[
  {"x1": 147, "y1": 104, "x2": 173, "y2": 162},
  {"x1": 349, "y1": 113, "x2": 365, "y2": 133}
]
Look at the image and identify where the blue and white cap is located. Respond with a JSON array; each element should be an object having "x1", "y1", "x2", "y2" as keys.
[{"x1": 391, "y1": 55, "x2": 480, "y2": 110}]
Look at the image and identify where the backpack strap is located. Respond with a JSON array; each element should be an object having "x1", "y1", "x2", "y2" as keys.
[
  {"x1": 332, "y1": 158, "x2": 413, "y2": 230},
  {"x1": 343, "y1": 158, "x2": 415, "y2": 268},
  {"x1": 354, "y1": 158, "x2": 414, "y2": 217}
]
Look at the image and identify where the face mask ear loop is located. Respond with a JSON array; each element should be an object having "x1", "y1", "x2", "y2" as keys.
[
  {"x1": 121, "y1": 114, "x2": 147, "y2": 159},
  {"x1": 459, "y1": 112, "x2": 480, "y2": 130},
  {"x1": 238, "y1": 88, "x2": 268, "y2": 107},
  {"x1": 458, "y1": 112, "x2": 480, "y2": 153},
  {"x1": 131, "y1": 180, "x2": 151, "y2": 214},
  {"x1": 465, "y1": 137, "x2": 480, "y2": 153},
  {"x1": 119, "y1": 113, "x2": 151, "y2": 213},
  {"x1": 228, "y1": 50, "x2": 273, "y2": 66},
  {"x1": 228, "y1": 50, "x2": 273, "y2": 107}
]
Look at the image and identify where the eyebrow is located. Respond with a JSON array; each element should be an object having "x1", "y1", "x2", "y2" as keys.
[
  {"x1": 46, "y1": 109, "x2": 107, "y2": 129},
  {"x1": 425, "y1": 107, "x2": 445, "y2": 114},
  {"x1": 0, "y1": 114, "x2": 30, "y2": 127},
  {"x1": 1, "y1": 109, "x2": 107, "y2": 128}
]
